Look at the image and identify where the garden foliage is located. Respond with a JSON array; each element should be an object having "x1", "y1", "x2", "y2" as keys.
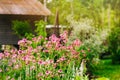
[
  {"x1": 12, "y1": 20, "x2": 32, "y2": 38},
  {"x1": 108, "y1": 26, "x2": 120, "y2": 64},
  {"x1": 0, "y1": 31, "x2": 89, "y2": 80}
]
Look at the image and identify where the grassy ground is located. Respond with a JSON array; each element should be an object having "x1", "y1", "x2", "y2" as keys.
[{"x1": 93, "y1": 59, "x2": 120, "y2": 80}]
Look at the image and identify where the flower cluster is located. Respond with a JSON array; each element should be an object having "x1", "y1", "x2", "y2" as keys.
[{"x1": 0, "y1": 31, "x2": 84, "y2": 80}]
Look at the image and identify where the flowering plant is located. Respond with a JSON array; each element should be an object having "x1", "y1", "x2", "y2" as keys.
[{"x1": 0, "y1": 31, "x2": 87, "y2": 80}]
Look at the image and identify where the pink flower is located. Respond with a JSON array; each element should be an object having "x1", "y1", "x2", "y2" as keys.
[
  {"x1": 38, "y1": 60, "x2": 45, "y2": 65},
  {"x1": 67, "y1": 45, "x2": 73, "y2": 50},
  {"x1": 45, "y1": 70, "x2": 51, "y2": 75},
  {"x1": 12, "y1": 54, "x2": 17, "y2": 58},
  {"x1": 18, "y1": 38, "x2": 27, "y2": 45},
  {"x1": 46, "y1": 41, "x2": 52, "y2": 48},
  {"x1": 49, "y1": 34, "x2": 60, "y2": 43},
  {"x1": 30, "y1": 66, "x2": 35, "y2": 70},
  {"x1": 8, "y1": 62, "x2": 12, "y2": 66},
  {"x1": 22, "y1": 55, "x2": 30, "y2": 62},
  {"x1": 58, "y1": 69, "x2": 62, "y2": 73},
  {"x1": 81, "y1": 50, "x2": 85, "y2": 53},
  {"x1": 14, "y1": 64, "x2": 19, "y2": 69},
  {"x1": 57, "y1": 56, "x2": 66, "y2": 62},
  {"x1": 12, "y1": 59, "x2": 16, "y2": 63},
  {"x1": 18, "y1": 50, "x2": 23, "y2": 54},
  {"x1": 60, "y1": 31, "x2": 68, "y2": 39},
  {"x1": 60, "y1": 31, "x2": 68, "y2": 43},
  {"x1": 0, "y1": 68, "x2": 2, "y2": 72},
  {"x1": 10, "y1": 49, "x2": 17, "y2": 54},
  {"x1": 43, "y1": 50, "x2": 49, "y2": 53},
  {"x1": 71, "y1": 50, "x2": 79, "y2": 55},
  {"x1": 0, "y1": 53, "x2": 4, "y2": 59},
  {"x1": 37, "y1": 72, "x2": 43, "y2": 77},
  {"x1": 4, "y1": 52, "x2": 10, "y2": 57},
  {"x1": 72, "y1": 39, "x2": 82, "y2": 47},
  {"x1": 11, "y1": 78, "x2": 15, "y2": 80}
]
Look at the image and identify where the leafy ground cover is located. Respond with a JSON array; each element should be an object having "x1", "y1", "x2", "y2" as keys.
[{"x1": 93, "y1": 59, "x2": 120, "y2": 80}]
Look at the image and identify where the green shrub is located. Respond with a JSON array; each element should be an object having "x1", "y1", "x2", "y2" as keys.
[
  {"x1": 35, "y1": 20, "x2": 47, "y2": 37},
  {"x1": 12, "y1": 20, "x2": 32, "y2": 38},
  {"x1": 108, "y1": 26, "x2": 120, "y2": 64}
]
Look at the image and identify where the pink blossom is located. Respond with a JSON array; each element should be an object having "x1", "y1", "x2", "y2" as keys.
[
  {"x1": 37, "y1": 72, "x2": 43, "y2": 77},
  {"x1": 81, "y1": 50, "x2": 85, "y2": 53},
  {"x1": 49, "y1": 34, "x2": 60, "y2": 43},
  {"x1": 27, "y1": 47, "x2": 33, "y2": 53},
  {"x1": 43, "y1": 50, "x2": 49, "y2": 53},
  {"x1": 0, "y1": 53, "x2": 4, "y2": 59},
  {"x1": 11, "y1": 78, "x2": 15, "y2": 80},
  {"x1": 14, "y1": 64, "x2": 19, "y2": 69},
  {"x1": 18, "y1": 50, "x2": 23, "y2": 54},
  {"x1": 0, "y1": 68, "x2": 2, "y2": 72},
  {"x1": 8, "y1": 62, "x2": 12, "y2": 66},
  {"x1": 12, "y1": 59, "x2": 16, "y2": 63},
  {"x1": 30, "y1": 66, "x2": 35, "y2": 70},
  {"x1": 58, "y1": 69, "x2": 62, "y2": 73},
  {"x1": 22, "y1": 55, "x2": 30, "y2": 61},
  {"x1": 4, "y1": 52, "x2": 10, "y2": 57},
  {"x1": 38, "y1": 60, "x2": 45, "y2": 65},
  {"x1": 46, "y1": 59, "x2": 54, "y2": 65},
  {"x1": 57, "y1": 56, "x2": 66, "y2": 62},
  {"x1": 67, "y1": 45, "x2": 73, "y2": 50},
  {"x1": 60, "y1": 31, "x2": 68, "y2": 39},
  {"x1": 10, "y1": 49, "x2": 17, "y2": 54},
  {"x1": 12, "y1": 54, "x2": 17, "y2": 58},
  {"x1": 45, "y1": 70, "x2": 51, "y2": 75},
  {"x1": 38, "y1": 36, "x2": 43, "y2": 40},
  {"x1": 72, "y1": 39, "x2": 82, "y2": 47},
  {"x1": 60, "y1": 31, "x2": 68, "y2": 43},
  {"x1": 45, "y1": 41, "x2": 52, "y2": 48},
  {"x1": 71, "y1": 50, "x2": 79, "y2": 55},
  {"x1": 18, "y1": 38, "x2": 27, "y2": 45}
]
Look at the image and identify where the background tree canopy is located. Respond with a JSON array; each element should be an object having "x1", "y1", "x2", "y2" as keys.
[{"x1": 47, "y1": 0, "x2": 120, "y2": 29}]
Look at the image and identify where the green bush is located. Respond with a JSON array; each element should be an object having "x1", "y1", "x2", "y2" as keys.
[
  {"x1": 108, "y1": 26, "x2": 120, "y2": 64},
  {"x1": 12, "y1": 20, "x2": 32, "y2": 38},
  {"x1": 35, "y1": 20, "x2": 47, "y2": 37}
]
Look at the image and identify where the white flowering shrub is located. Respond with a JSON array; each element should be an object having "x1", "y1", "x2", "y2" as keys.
[
  {"x1": 67, "y1": 15, "x2": 110, "y2": 73},
  {"x1": 67, "y1": 14, "x2": 109, "y2": 55}
]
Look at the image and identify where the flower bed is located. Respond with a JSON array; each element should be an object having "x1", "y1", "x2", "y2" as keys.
[{"x1": 0, "y1": 31, "x2": 89, "y2": 80}]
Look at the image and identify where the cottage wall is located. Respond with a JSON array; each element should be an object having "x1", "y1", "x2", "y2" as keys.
[{"x1": 0, "y1": 15, "x2": 43, "y2": 44}]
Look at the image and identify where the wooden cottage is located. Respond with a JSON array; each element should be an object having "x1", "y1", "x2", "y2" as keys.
[{"x1": 0, "y1": 0, "x2": 51, "y2": 44}]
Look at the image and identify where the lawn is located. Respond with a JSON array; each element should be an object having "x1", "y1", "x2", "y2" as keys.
[{"x1": 93, "y1": 59, "x2": 120, "y2": 80}]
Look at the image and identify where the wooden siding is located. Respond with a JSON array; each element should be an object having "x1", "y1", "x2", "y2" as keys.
[
  {"x1": 0, "y1": 15, "x2": 43, "y2": 44},
  {"x1": 0, "y1": 19, "x2": 19, "y2": 44}
]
